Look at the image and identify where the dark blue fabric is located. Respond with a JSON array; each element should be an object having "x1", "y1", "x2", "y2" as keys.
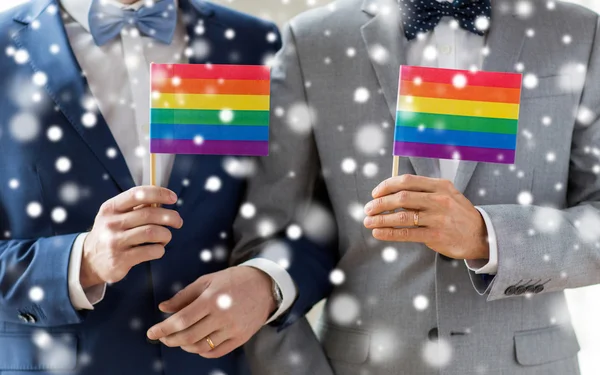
[
  {"x1": 0, "y1": 1, "x2": 309, "y2": 374},
  {"x1": 398, "y1": 0, "x2": 492, "y2": 40}
]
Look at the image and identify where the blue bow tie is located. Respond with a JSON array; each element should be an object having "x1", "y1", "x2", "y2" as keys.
[
  {"x1": 398, "y1": 0, "x2": 492, "y2": 41},
  {"x1": 88, "y1": 0, "x2": 177, "y2": 46}
]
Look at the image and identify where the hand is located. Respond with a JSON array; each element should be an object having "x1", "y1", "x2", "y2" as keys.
[
  {"x1": 81, "y1": 186, "x2": 182, "y2": 288},
  {"x1": 146, "y1": 266, "x2": 276, "y2": 358},
  {"x1": 363, "y1": 174, "x2": 489, "y2": 260}
]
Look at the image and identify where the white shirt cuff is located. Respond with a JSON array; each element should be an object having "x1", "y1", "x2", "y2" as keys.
[
  {"x1": 68, "y1": 232, "x2": 107, "y2": 310},
  {"x1": 239, "y1": 258, "x2": 298, "y2": 324},
  {"x1": 465, "y1": 207, "x2": 498, "y2": 275}
]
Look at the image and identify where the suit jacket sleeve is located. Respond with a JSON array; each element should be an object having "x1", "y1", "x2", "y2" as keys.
[
  {"x1": 0, "y1": 218, "x2": 85, "y2": 326},
  {"x1": 231, "y1": 23, "x2": 339, "y2": 330},
  {"x1": 468, "y1": 16, "x2": 600, "y2": 300}
]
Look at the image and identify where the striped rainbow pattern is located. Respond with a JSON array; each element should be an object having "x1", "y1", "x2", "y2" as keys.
[
  {"x1": 150, "y1": 63, "x2": 271, "y2": 156},
  {"x1": 394, "y1": 66, "x2": 522, "y2": 164}
]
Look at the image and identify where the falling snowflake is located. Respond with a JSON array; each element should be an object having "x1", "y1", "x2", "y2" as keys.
[
  {"x1": 526, "y1": 28, "x2": 535, "y2": 38},
  {"x1": 260, "y1": 240, "x2": 291, "y2": 268},
  {"x1": 362, "y1": 162, "x2": 379, "y2": 178},
  {"x1": 257, "y1": 218, "x2": 276, "y2": 237},
  {"x1": 286, "y1": 224, "x2": 302, "y2": 240},
  {"x1": 328, "y1": 294, "x2": 360, "y2": 325},
  {"x1": 523, "y1": 74, "x2": 539, "y2": 89},
  {"x1": 51, "y1": 207, "x2": 67, "y2": 224},
  {"x1": 515, "y1": 0, "x2": 534, "y2": 19},
  {"x1": 448, "y1": 285, "x2": 457, "y2": 293},
  {"x1": 576, "y1": 209, "x2": 600, "y2": 243},
  {"x1": 59, "y1": 183, "x2": 81, "y2": 204},
  {"x1": 199, "y1": 249, "x2": 212, "y2": 262},
  {"x1": 217, "y1": 294, "x2": 232, "y2": 310},
  {"x1": 82, "y1": 112, "x2": 97, "y2": 128},
  {"x1": 423, "y1": 338, "x2": 453, "y2": 368},
  {"x1": 348, "y1": 202, "x2": 365, "y2": 222},
  {"x1": 542, "y1": 116, "x2": 552, "y2": 126},
  {"x1": 576, "y1": 106, "x2": 595, "y2": 126},
  {"x1": 346, "y1": 47, "x2": 356, "y2": 57},
  {"x1": 562, "y1": 34, "x2": 572, "y2": 45},
  {"x1": 27, "y1": 202, "x2": 43, "y2": 218},
  {"x1": 354, "y1": 125, "x2": 384, "y2": 155},
  {"x1": 423, "y1": 45, "x2": 438, "y2": 61},
  {"x1": 8, "y1": 179, "x2": 19, "y2": 189},
  {"x1": 32, "y1": 72, "x2": 48, "y2": 87},
  {"x1": 55, "y1": 157, "x2": 71, "y2": 173},
  {"x1": 266, "y1": 32, "x2": 278, "y2": 43},
  {"x1": 298, "y1": 202, "x2": 336, "y2": 245},
  {"x1": 49, "y1": 44, "x2": 60, "y2": 54},
  {"x1": 413, "y1": 295, "x2": 429, "y2": 311},
  {"x1": 240, "y1": 202, "x2": 256, "y2": 218},
  {"x1": 354, "y1": 87, "x2": 370, "y2": 103},
  {"x1": 369, "y1": 44, "x2": 389, "y2": 64},
  {"x1": 382, "y1": 246, "x2": 398, "y2": 262},
  {"x1": 452, "y1": 74, "x2": 467, "y2": 89},
  {"x1": 341, "y1": 158, "x2": 357, "y2": 174},
  {"x1": 517, "y1": 191, "x2": 533, "y2": 205},
  {"x1": 47, "y1": 126, "x2": 63, "y2": 142},
  {"x1": 205, "y1": 176, "x2": 221, "y2": 192},
  {"x1": 10, "y1": 112, "x2": 39, "y2": 142},
  {"x1": 286, "y1": 102, "x2": 314, "y2": 135},
  {"x1": 369, "y1": 329, "x2": 401, "y2": 363},
  {"x1": 29, "y1": 286, "x2": 44, "y2": 302},
  {"x1": 14, "y1": 49, "x2": 29, "y2": 64},
  {"x1": 558, "y1": 63, "x2": 586, "y2": 93},
  {"x1": 474, "y1": 16, "x2": 490, "y2": 32},
  {"x1": 533, "y1": 206, "x2": 561, "y2": 233},
  {"x1": 329, "y1": 269, "x2": 345, "y2": 285}
]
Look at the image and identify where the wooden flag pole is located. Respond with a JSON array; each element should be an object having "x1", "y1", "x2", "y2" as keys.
[
  {"x1": 150, "y1": 153, "x2": 158, "y2": 208},
  {"x1": 392, "y1": 155, "x2": 400, "y2": 177}
]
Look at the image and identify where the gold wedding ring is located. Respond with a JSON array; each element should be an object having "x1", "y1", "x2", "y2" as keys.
[
  {"x1": 206, "y1": 336, "x2": 216, "y2": 350},
  {"x1": 413, "y1": 211, "x2": 420, "y2": 227}
]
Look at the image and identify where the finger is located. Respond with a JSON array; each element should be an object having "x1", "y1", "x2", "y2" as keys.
[
  {"x1": 160, "y1": 315, "x2": 220, "y2": 347},
  {"x1": 365, "y1": 191, "x2": 432, "y2": 215},
  {"x1": 123, "y1": 225, "x2": 173, "y2": 247},
  {"x1": 147, "y1": 297, "x2": 210, "y2": 340},
  {"x1": 110, "y1": 186, "x2": 177, "y2": 213},
  {"x1": 180, "y1": 330, "x2": 229, "y2": 356},
  {"x1": 122, "y1": 244, "x2": 166, "y2": 267},
  {"x1": 372, "y1": 174, "x2": 454, "y2": 198},
  {"x1": 364, "y1": 210, "x2": 430, "y2": 229},
  {"x1": 200, "y1": 339, "x2": 239, "y2": 359},
  {"x1": 159, "y1": 277, "x2": 211, "y2": 313},
  {"x1": 371, "y1": 227, "x2": 434, "y2": 243},
  {"x1": 117, "y1": 208, "x2": 183, "y2": 230}
]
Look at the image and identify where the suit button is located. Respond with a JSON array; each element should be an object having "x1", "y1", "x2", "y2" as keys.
[
  {"x1": 18, "y1": 313, "x2": 37, "y2": 324},
  {"x1": 515, "y1": 286, "x2": 527, "y2": 295},
  {"x1": 534, "y1": 285, "x2": 544, "y2": 294},
  {"x1": 504, "y1": 286, "x2": 516, "y2": 296},
  {"x1": 428, "y1": 328, "x2": 439, "y2": 341}
]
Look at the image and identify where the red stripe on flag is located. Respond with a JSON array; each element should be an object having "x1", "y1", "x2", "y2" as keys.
[
  {"x1": 400, "y1": 66, "x2": 522, "y2": 89},
  {"x1": 150, "y1": 64, "x2": 271, "y2": 81}
]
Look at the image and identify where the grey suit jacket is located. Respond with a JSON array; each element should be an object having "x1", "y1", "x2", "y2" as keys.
[{"x1": 235, "y1": 0, "x2": 600, "y2": 374}]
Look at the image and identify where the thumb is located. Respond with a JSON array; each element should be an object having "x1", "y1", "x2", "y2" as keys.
[{"x1": 159, "y1": 277, "x2": 210, "y2": 313}]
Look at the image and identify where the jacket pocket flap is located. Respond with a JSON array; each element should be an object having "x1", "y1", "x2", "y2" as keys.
[
  {"x1": 0, "y1": 332, "x2": 78, "y2": 371},
  {"x1": 320, "y1": 324, "x2": 370, "y2": 364},
  {"x1": 514, "y1": 325, "x2": 580, "y2": 366}
]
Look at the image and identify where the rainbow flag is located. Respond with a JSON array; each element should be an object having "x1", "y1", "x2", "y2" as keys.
[
  {"x1": 149, "y1": 63, "x2": 271, "y2": 156},
  {"x1": 394, "y1": 66, "x2": 522, "y2": 164}
]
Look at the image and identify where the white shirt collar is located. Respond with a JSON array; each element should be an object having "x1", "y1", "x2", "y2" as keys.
[{"x1": 60, "y1": 0, "x2": 146, "y2": 32}]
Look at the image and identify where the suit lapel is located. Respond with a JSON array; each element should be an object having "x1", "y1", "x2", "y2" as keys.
[
  {"x1": 360, "y1": 0, "x2": 438, "y2": 178},
  {"x1": 11, "y1": 0, "x2": 135, "y2": 192},
  {"x1": 453, "y1": 0, "x2": 527, "y2": 193}
]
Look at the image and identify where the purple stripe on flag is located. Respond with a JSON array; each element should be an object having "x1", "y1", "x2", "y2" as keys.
[
  {"x1": 151, "y1": 139, "x2": 269, "y2": 156},
  {"x1": 394, "y1": 141, "x2": 515, "y2": 164}
]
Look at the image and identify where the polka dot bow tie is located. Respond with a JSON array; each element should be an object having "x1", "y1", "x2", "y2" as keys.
[{"x1": 398, "y1": 0, "x2": 492, "y2": 41}]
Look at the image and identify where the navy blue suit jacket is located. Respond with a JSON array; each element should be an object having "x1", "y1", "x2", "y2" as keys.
[{"x1": 0, "y1": 1, "x2": 336, "y2": 374}]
